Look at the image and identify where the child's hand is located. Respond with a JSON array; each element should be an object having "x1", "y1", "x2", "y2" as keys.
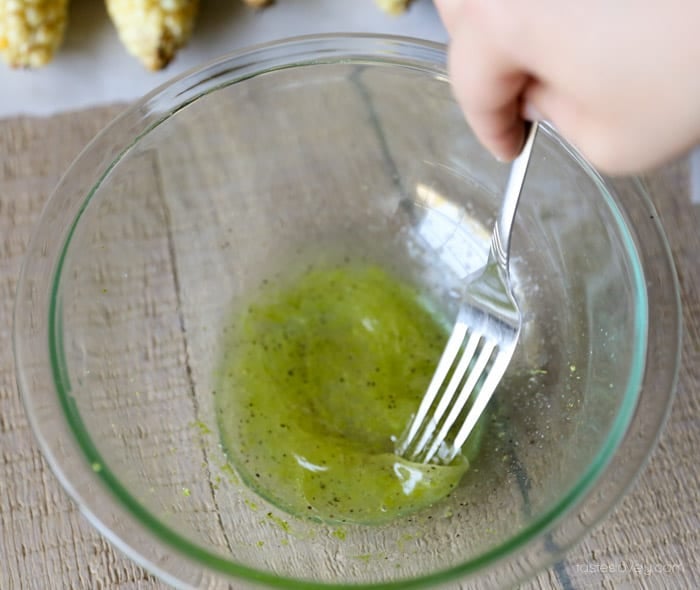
[{"x1": 436, "y1": 0, "x2": 700, "y2": 174}]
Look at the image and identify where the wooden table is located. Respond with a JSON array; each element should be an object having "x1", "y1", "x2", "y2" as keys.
[{"x1": 1, "y1": 106, "x2": 698, "y2": 589}]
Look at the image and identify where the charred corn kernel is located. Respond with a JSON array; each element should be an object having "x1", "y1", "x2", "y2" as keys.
[
  {"x1": 241, "y1": 0, "x2": 272, "y2": 7},
  {"x1": 375, "y1": 0, "x2": 411, "y2": 15},
  {"x1": 0, "y1": 0, "x2": 69, "y2": 68},
  {"x1": 105, "y1": 0, "x2": 199, "y2": 71}
]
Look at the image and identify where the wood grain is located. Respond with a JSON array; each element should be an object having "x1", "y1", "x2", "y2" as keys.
[
  {"x1": 0, "y1": 106, "x2": 698, "y2": 589},
  {"x1": 0, "y1": 107, "x2": 165, "y2": 589}
]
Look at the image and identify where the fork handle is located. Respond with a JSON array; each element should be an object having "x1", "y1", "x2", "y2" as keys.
[{"x1": 492, "y1": 121, "x2": 539, "y2": 269}]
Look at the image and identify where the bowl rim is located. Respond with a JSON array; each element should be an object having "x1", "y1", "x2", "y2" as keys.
[{"x1": 13, "y1": 33, "x2": 682, "y2": 590}]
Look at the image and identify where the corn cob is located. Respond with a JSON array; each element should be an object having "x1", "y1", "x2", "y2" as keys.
[
  {"x1": 375, "y1": 0, "x2": 411, "y2": 15},
  {"x1": 105, "y1": 0, "x2": 199, "y2": 71},
  {"x1": 0, "y1": 0, "x2": 69, "y2": 68}
]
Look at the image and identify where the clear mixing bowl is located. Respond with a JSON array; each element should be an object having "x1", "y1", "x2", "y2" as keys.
[{"x1": 14, "y1": 35, "x2": 681, "y2": 589}]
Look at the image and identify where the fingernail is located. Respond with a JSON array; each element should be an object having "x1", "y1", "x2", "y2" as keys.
[
  {"x1": 522, "y1": 101, "x2": 545, "y2": 122},
  {"x1": 494, "y1": 151, "x2": 514, "y2": 164}
]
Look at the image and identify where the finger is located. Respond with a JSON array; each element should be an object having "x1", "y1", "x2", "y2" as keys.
[
  {"x1": 523, "y1": 82, "x2": 576, "y2": 131},
  {"x1": 524, "y1": 82, "x2": 597, "y2": 159},
  {"x1": 434, "y1": 0, "x2": 466, "y2": 37},
  {"x1": 448, "y1": 19, "x2": 530, "y2": 161},
  {"x1": 523, "y1": 83, "x2": 641, "y2": 174}
]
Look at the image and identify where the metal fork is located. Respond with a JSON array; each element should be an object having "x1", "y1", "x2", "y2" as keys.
[{"x1": 396, "y1": 122, "x2": 539, "y2": 465}]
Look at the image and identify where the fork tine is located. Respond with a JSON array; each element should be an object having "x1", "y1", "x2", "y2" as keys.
[
  {"x1": 449, "y1": 347, "x2": 513, "y2": 459},
  {"x1": 395, "y1": 322, "x2": 468, "y2": 457},
  {"x1": 421, "y1": 340, "x2": 497, "y2": 463},
  {"x1": 407, "y1": 330, "x2": 481, "y2": 459}
]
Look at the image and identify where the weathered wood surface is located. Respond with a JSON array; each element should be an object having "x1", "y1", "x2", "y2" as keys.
[{"x1": 0, "y1": 106, "x2": 697, "y2": 589}]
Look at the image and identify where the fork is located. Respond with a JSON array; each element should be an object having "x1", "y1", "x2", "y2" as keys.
[{"x1": 396, "y1": 121, "x2": 539, "y2": 465}]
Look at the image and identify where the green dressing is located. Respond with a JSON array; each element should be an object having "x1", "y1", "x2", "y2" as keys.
[{"x1": 217, "y1": 264, "x2": 482, "y2": 524}]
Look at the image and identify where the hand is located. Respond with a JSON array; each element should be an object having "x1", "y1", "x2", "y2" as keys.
[{"x1": 436, "y1": 0, "x2": 700, "y2": 174}]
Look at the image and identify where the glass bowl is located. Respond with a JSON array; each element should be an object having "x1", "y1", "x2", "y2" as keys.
[{"x1": 14, "y1": 35, "x2": 681, "y2": 589}]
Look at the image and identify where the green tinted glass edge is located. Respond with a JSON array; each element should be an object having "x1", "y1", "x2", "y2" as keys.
[{"x1": 47, "y1": 70, "x2": 647, "y2": 590}]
